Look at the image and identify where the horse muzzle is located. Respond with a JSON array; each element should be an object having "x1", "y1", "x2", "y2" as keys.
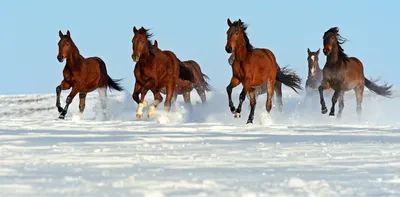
[
  {"x1": 323, "y1": 48, "x2": 331, "y2": 56},
  {"x1": 225, "y1": 46, "x2": 232, "y2": 53},
  {"x1": 132, "y1": 54, "x2": 140, "y2": 62},
  {"x1": 57, "y1": 55, "x2": 65, "y2": 62}
]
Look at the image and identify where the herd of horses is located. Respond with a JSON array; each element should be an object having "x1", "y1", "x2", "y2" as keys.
[{"x1": 55, "y1": 18, "x2": 393, "y2": 124}]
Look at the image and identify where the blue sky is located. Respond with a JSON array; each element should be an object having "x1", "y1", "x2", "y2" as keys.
[{"x1": 1, "y1": 0, "x2": 399, "y2": 95}]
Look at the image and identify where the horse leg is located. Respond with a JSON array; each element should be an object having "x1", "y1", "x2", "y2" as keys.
[
  {"x1": 164, "y1": 82, "x2": 175, "y2": 112},
  {"x1": 98, "y1": 87, "x2": 108, "y2": 118},
  {"x1": 274, "y1": 81, "x2": 283, "y2": 112},
  {"x1": 318, "y1": 81, "x2": 331, "y2": 114},
  {"x1": 78, "y1": 93, "x2": 87, "y2": 113},
  {"x1": 247, "y1": 89, "x2": 256, "y2": 124},
  {"x1": 148, "y1": 90, "x2": 163, "y2": 118},
  {"x1": 266, "y1": 81, "x2": 275, "y2": 113},
  {"x1": 234, "y1": 82, "x2": 250, "y2": 118},
  {"x1": 56, "y1": 80, "x2": 71, "y2": 113},
  {"x1": 226, "y1": 77, "x2": 240, "y2": 113},
  {"x1": 337, "y1": 92, "x2": 345, "y2": 119},
  {"x1": 355, "y1": 86, "x2": 364, "y2": 121},
  {"x1": 132, "y1": 83, "x2": 142, "y2": 104},
  {"x1": 59, "y1": 86, "x2": 79, "y2": 119},
  {"x1": 195, "y1": 87, "x2": 207, "y2": 104},
  {"x1": 137, "y1": 88, "x2": 149, "y2": 119},
  {"x1": 183, "y1": 92, "x2": 193, "y2": 112},
  {"x1": 329, "y1": 91, "x2": 341, "y2": 116}
]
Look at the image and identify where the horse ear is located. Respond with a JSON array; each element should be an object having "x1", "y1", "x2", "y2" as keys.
[
  {"x1": 59, "y1": 30, "x2": 63, "y2": 38},
  {"x1": 237, "y1": 19, "x2": 242, "y2": 29},
  {"x1": 66, "y1": 30, "x2": 70, "y2": 37},
  {"x1": 227, "y1": 18, "x2": 232, "y2": 27},
  {"x1": 307, "y1": 48, "x2": 311, "y2": 54},
  {"x1": 316, "y1": 48, "x2": 320, "y2": 55},
  {"x1": 154, "y1": 40, "x2": 158, "y2": 47},
  {"x1": 133, "y1": 26, "x2": 138, "y2": 34}
]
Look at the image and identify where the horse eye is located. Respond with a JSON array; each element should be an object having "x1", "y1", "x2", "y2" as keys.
[
  {"x1": 66, "y1": 43, "x2": 70, "y2": 46},
  {"x1": 235, "y1": 31, "x2": 239, "y2": 35},
  {"x1": 141, "y1": 40, "x2": 145, "y2": 43}
]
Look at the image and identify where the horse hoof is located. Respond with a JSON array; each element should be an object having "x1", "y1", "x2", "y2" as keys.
[
  {"x1": 57, "y1": 107, "x2": 63, "y2": 113},
  {"x1": 234, "y1": 113, "x2": 241, "y2": 118},
  {"x1": 59, "y1": 115, "x2": 65, "y2": 119},
  {"x1": 329, "y1": 112, "x2": 335, "y2": 116},
  {"x1": 136, "y1": 114, "x2": 143, "y2": 119},
  {"x1": 148, "y1": 113, "x2": 154, "y2": 118},
  {"x1": 230, "y1": 107, "x2": 236, "y2": 114},
  {"x1": 246, "y1": 120, "x2": 253, "y2": 124},
  {"x1": 321, "y1": 108, "x2": 328, "y2": 114}
]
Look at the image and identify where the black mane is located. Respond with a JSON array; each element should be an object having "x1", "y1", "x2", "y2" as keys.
[
  {"x1": 324, "y1": 27, "x2": 349, "y2": 62},
  {"x1": 232, "y1": 20, "x2": 254, "y2": 52},
  {"x1": 138, "y1": 27, "x2": 155, "y2": 55}
]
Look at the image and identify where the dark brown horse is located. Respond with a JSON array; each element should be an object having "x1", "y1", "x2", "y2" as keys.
[
  {"x1": 56, "y1": 30, "x2": 123, "y2": 119},
  {"x1": 153, "y1": 40, "x2": 211, "y2": 105},
  {"x1": 319, "y1": 27, "x2": 392, "y2": 118},
  {"x1": 225, "y1": 18, "x2": 303, "y2": 124},
  {"x1": 131, "y1": 27, "x2": 194, "y2": 118}
]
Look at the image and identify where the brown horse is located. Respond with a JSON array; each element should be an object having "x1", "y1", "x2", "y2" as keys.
[
  {"x1": 56, "y1": 30, "x2": 123, "y2": 119},
  {"x1": 225, "y1": 18, "x2": 303, "y2": 124},
  {"x1": 153, "y1": 40, "x2": 212, "y2": 106},
  {"x1": 131, "y1": 27, "x2": 194, "y2": 118},
  {"x1": 319, "y1": 27, "x2": 392, "y2": 119},
  {"x1": 305, "y1": 48, "x2": 323, "y2": 93}
]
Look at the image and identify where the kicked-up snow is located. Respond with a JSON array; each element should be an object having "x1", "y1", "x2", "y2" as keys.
[{"x1": 0, "y1": 88, "x2": 399, "y2": 197}]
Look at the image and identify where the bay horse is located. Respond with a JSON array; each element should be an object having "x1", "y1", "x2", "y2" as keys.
[
  {"x1": 318, "y1": 27, "x2": 392, "y2": 119},
  {"x1": 56, "y1": 30, "x2": 123, "y2": 119},
  {"x1": 153, "y1": 40, "x2": 212, "y2": 105},
  {"x1": 225, "y1": 18, "x2": 303, "y2": 124},
  {"x1": 131, "y1": 27, "x2": 194, "y2": 118}
]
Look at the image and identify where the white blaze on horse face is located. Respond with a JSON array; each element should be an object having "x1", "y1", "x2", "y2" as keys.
[{"x1": 310, "y1": 55, "x2": 316, "y2": 76}]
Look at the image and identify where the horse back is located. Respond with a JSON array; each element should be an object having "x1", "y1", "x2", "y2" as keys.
[
  {"x1": 244, "y1": 48, "x2": 278, "y2": 83},
  {"x1": 84, "y1": 57, "x2": 108, "y2": 87}
]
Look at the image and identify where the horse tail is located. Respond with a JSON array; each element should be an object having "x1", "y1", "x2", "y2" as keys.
[
  {"x1": 107, "y1": 75, "x2": 124, "y2": 92},
  {"x1": 200, "y1": 73, "x2": 212, "y2": 92},
  {"x1": 276, "y1": 66, "x2": 303, "y2": 93},
  {"x1": 178, "y1": 60, "x2": 195, "y2": 82},
  {"x1": 364, "y1": 77, "x2": 392, "y2": 97}
]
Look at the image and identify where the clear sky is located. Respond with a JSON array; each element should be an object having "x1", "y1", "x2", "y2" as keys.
[{"x1": 1, "y1": 0, "x2": 399, "y2": 95}]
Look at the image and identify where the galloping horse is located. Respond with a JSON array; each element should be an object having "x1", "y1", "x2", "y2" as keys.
[
  {"x1": 225, "y1": 18, "x2": 303, "y2": 124},
  {"x1": 153, "y1": 40, "x2": 212, "y2": 105},
  {"x1": 131, "y1": 27, "x2": 194, "y2": 118},
  {"x1": 318, "y1": 27, "x2": 392, "y2": 118},
  {"x1": 302, "y1": 48, "x2": 324, "y2": 108},
  {"x1": 56, "y1": 30, "x2": 123, "y2": 119},
  {"x1": 305, "y1": 48, "x2": 323, "y2": 93}
]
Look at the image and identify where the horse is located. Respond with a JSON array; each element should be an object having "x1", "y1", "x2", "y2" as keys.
[
  {"x1": 318, "y1": 27, "x2": 392, "y2": 119},
  {"x1": 225, "y1": 18, "x2": 303, "y2": 124},
  {"x1": 153, "y1": 40, "x2": 212, "y2": 106},
  {"x1": 56, "y1": 30, "x2": 123, "y2": 119},
  {"x1": 131, "y1": 27, "x2": 194, "y2": 118},
  {"x1": 301, "y1": 48, "x2": 324, "y2": 108}
]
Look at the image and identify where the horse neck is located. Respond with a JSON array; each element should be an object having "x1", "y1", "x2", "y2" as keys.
[
  {"x1": 234, "y1": 38, "x2": 248, "y2": 61},
  {"x1": 66, "y1": 46, "x2": 84, "y2": 68},
  {"x1": 327, "y1": 46, "x2": 340, "y2": 64}
]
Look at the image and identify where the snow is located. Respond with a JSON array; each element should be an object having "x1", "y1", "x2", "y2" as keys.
[{"x1": 0, "y1": 88, "x2": 399, "y2": 197}]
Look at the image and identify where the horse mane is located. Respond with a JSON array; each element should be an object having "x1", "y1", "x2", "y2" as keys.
[
  {"x1": 324, "y1": 27, "x2": 349, "y2": 62},
  {"x1": 137, "y1": 27, "x2": 155, "y2": 55},
  {"x1": 232, "y1": 20, "x2": 254, "y2": 52},
  {"x1": 63, "y1": 35, "x2": 82, "y2": 62}
]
